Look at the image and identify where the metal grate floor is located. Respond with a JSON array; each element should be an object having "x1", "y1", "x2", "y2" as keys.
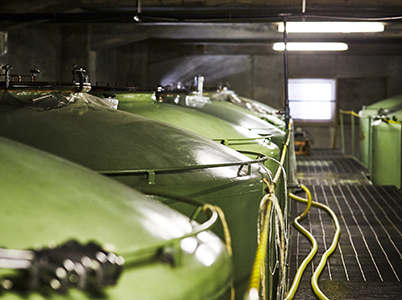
[
  {"x1": 296, "y1": 149, "x2": 371, "y2": 186},
  {"x1": 287, "y1": 149, "x2": 402, "y2": 300}
]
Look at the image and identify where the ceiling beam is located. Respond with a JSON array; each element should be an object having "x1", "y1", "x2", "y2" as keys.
[{"x1": 89, "y1": 22, "x2": 402, "y2": 50}]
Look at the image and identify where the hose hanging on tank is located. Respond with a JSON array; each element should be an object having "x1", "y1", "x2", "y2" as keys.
[
  {"x1": 203, "y1": 203, "x2": 235, "y2": 300},
  {"x1": 245, "y1": 121, "x2": 341, "y2": 300},
  {"x1": 247, "y1": 199, "x2": 273, "y2": 300},
  {"x1": 244, "y1": 125, "x2": 292, "y2": 300},
  {"x1": 260, "y1": 182, "x2": 286, "y2": 300},
  {"x1": 134, "y1": 192, "x2": 235, "y2": 299}
]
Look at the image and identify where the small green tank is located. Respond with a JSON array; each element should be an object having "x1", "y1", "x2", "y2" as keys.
[{"x1": 0, "y1": 136, "x2": 233, "y2": 299}]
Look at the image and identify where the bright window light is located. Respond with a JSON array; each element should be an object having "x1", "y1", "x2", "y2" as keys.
[
  {"x1": 289, "y1": 78, "x2": 336, "y2": 121},
  {"x1": 273, "y1": 42, "x2": 348, "y2": 51},
  {"x1": 278, "y1": 22, "x2": 384, "y2": 33}
]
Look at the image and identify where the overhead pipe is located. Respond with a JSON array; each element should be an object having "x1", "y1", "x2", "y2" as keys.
[{"x1": 283, "y1": 15, "x2": 290, "y2": 127}]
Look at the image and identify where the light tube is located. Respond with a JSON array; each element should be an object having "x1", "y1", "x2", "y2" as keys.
[
  {"x1": 278, "y1": 22, "x2": 384, "y2": 33},
  {"x1": 273, "y1": 42, "x2": 348, "y2": 51}
]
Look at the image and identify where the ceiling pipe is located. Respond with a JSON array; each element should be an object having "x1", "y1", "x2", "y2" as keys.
[
  {"x1": 134, "y1": 0, "x2": 141, "y2": 22},
  {"x1": 282, "y1": 15, "x2": 290, "y2": 126}
]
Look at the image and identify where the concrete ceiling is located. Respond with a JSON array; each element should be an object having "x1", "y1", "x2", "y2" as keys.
[
  {"x1": 2, "y1": 0, "x2": 402, "y2": 55},
  {"x1": 2, "y1": 0, "x2": 402, "y2": 21}
]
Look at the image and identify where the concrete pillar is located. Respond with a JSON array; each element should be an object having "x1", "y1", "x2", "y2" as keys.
[{"x1": 0, "y1": 32, "x2": 8, "y2": 67}]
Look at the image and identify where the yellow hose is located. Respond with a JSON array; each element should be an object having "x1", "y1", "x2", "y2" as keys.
[
  {"x1": 244, "y1": 117, "x2": 341, "y2": 300},
  {"x1": 339, "y1": 109, "x2": 360, "y2": 118},
  {"x1": 202, "y1": 204, "x2": 235, "y2": 300},
  {"x1": 289, "y1": 187, "x2": 341, "y2": 300},
  {"x1": 286, "y1": 185, "x2": 317, "y2": 300},
  {"x1": 245, "y1": 125, "x2": 292, "y2": 300},
  {"x1": 310, "y1": 201, "x2": 341, "y2": 300},
  {"x1": 246, "y1": 199, "x2": 273, "y2": 300},
  {"x1": 339, "y1": 109, "x2": 402, "y2": 125},
  {"x1": 203, "y1": 204, "x2": 233, "y2": 256},
  {"x1": 383, "y1": 118, "x2": 402, "y2": 125},
  {"x1": 273, "y1": 124, "x2": 292, "y2": 185}
]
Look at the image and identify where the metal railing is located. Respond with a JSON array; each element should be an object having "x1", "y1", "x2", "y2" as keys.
[
  {"x1": 339, "y1": 109, "x2": 360, "y2": 158},
  {"x1": 99, "y1": 151, "x2": 268, "y2": 185}
]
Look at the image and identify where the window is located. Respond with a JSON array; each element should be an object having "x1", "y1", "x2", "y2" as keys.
[{"x1": 288, "y1": 78, "x2": 336, "y2": 121}]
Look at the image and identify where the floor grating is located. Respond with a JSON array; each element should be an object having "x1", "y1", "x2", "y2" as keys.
[{"x1": 287, "y1": 149, "x2": 402, "y2": 300}]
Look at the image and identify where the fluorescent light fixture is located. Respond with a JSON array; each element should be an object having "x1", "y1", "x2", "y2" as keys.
[
  {"x1": 278, "y1": 22, "x2": 384, "y2": 33},
  {"x1": 273, "y1": 42, "x2": 348, "y2": 51}
]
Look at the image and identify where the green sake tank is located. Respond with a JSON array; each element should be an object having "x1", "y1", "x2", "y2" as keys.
[
  {"x1": 0, "y1": 83, "x2": 276, "y2": 299},
  {"x1": 359, "y1": 94, "x2": 402, "y2": 188},
  {"x1": 0, "y1": 136, "x2": 233, "y2": 299},
  {"x1": 359, "y1": 94, "x2": 402, "y2": 171},
  {"x1": 90, "y1": 87, "x2": 288, "y2": 261}
]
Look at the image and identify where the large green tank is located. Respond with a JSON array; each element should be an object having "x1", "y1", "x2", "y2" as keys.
[
  {"x1": 0, "y1": 81, "x2": 278, "y2": 299},
  {"x1": 89, "y1": 88, "x2": 289, "y2": 277},
  {"x1": 0, "y1": 136, "x2": 233, "y2": 299},
  {"x1": 359, "y1": 94, "x2": 402, "y2": 172},
  {"x1": 359, "y1": 94, "x2": 402, "y2": 187}
]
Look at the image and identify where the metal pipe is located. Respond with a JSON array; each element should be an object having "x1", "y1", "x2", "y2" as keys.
[
  {"x1": 340, "y1": 112, "x2": 345, "y2": 153},
  {"x1": 2, "y1": 64, "x2": 12, "y2": 90},
  {"x1": 368, "y1": 116, "x2": 373, "y2": 175},
  {"x1": 283, "y1": 16, "x2": 290, "y2": 126},
  {"x1": 99, "y1": 154, "x2": 268, "y2": 185},
  {"x1": 351, "y1": 114, "x2": 355, "y2": 157}
]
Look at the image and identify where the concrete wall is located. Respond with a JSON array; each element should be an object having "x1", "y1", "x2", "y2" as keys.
[
  {"x1": 2, "y1": 25, "x2": 62, "y2": 80},
  {"x1": 148, "y1": 52, "x2": 402, "y2": 148},
  {"x1": 148, "y1": 53, "x2": 402, "y2": 109},
  {"x1": 95, "y1": 42, "x2": 148, "y2": 87}
]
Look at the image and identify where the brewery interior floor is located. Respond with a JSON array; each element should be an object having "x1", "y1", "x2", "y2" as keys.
[{"x1": 287, "y1": 149, "x2": 402, "y2": 300}]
